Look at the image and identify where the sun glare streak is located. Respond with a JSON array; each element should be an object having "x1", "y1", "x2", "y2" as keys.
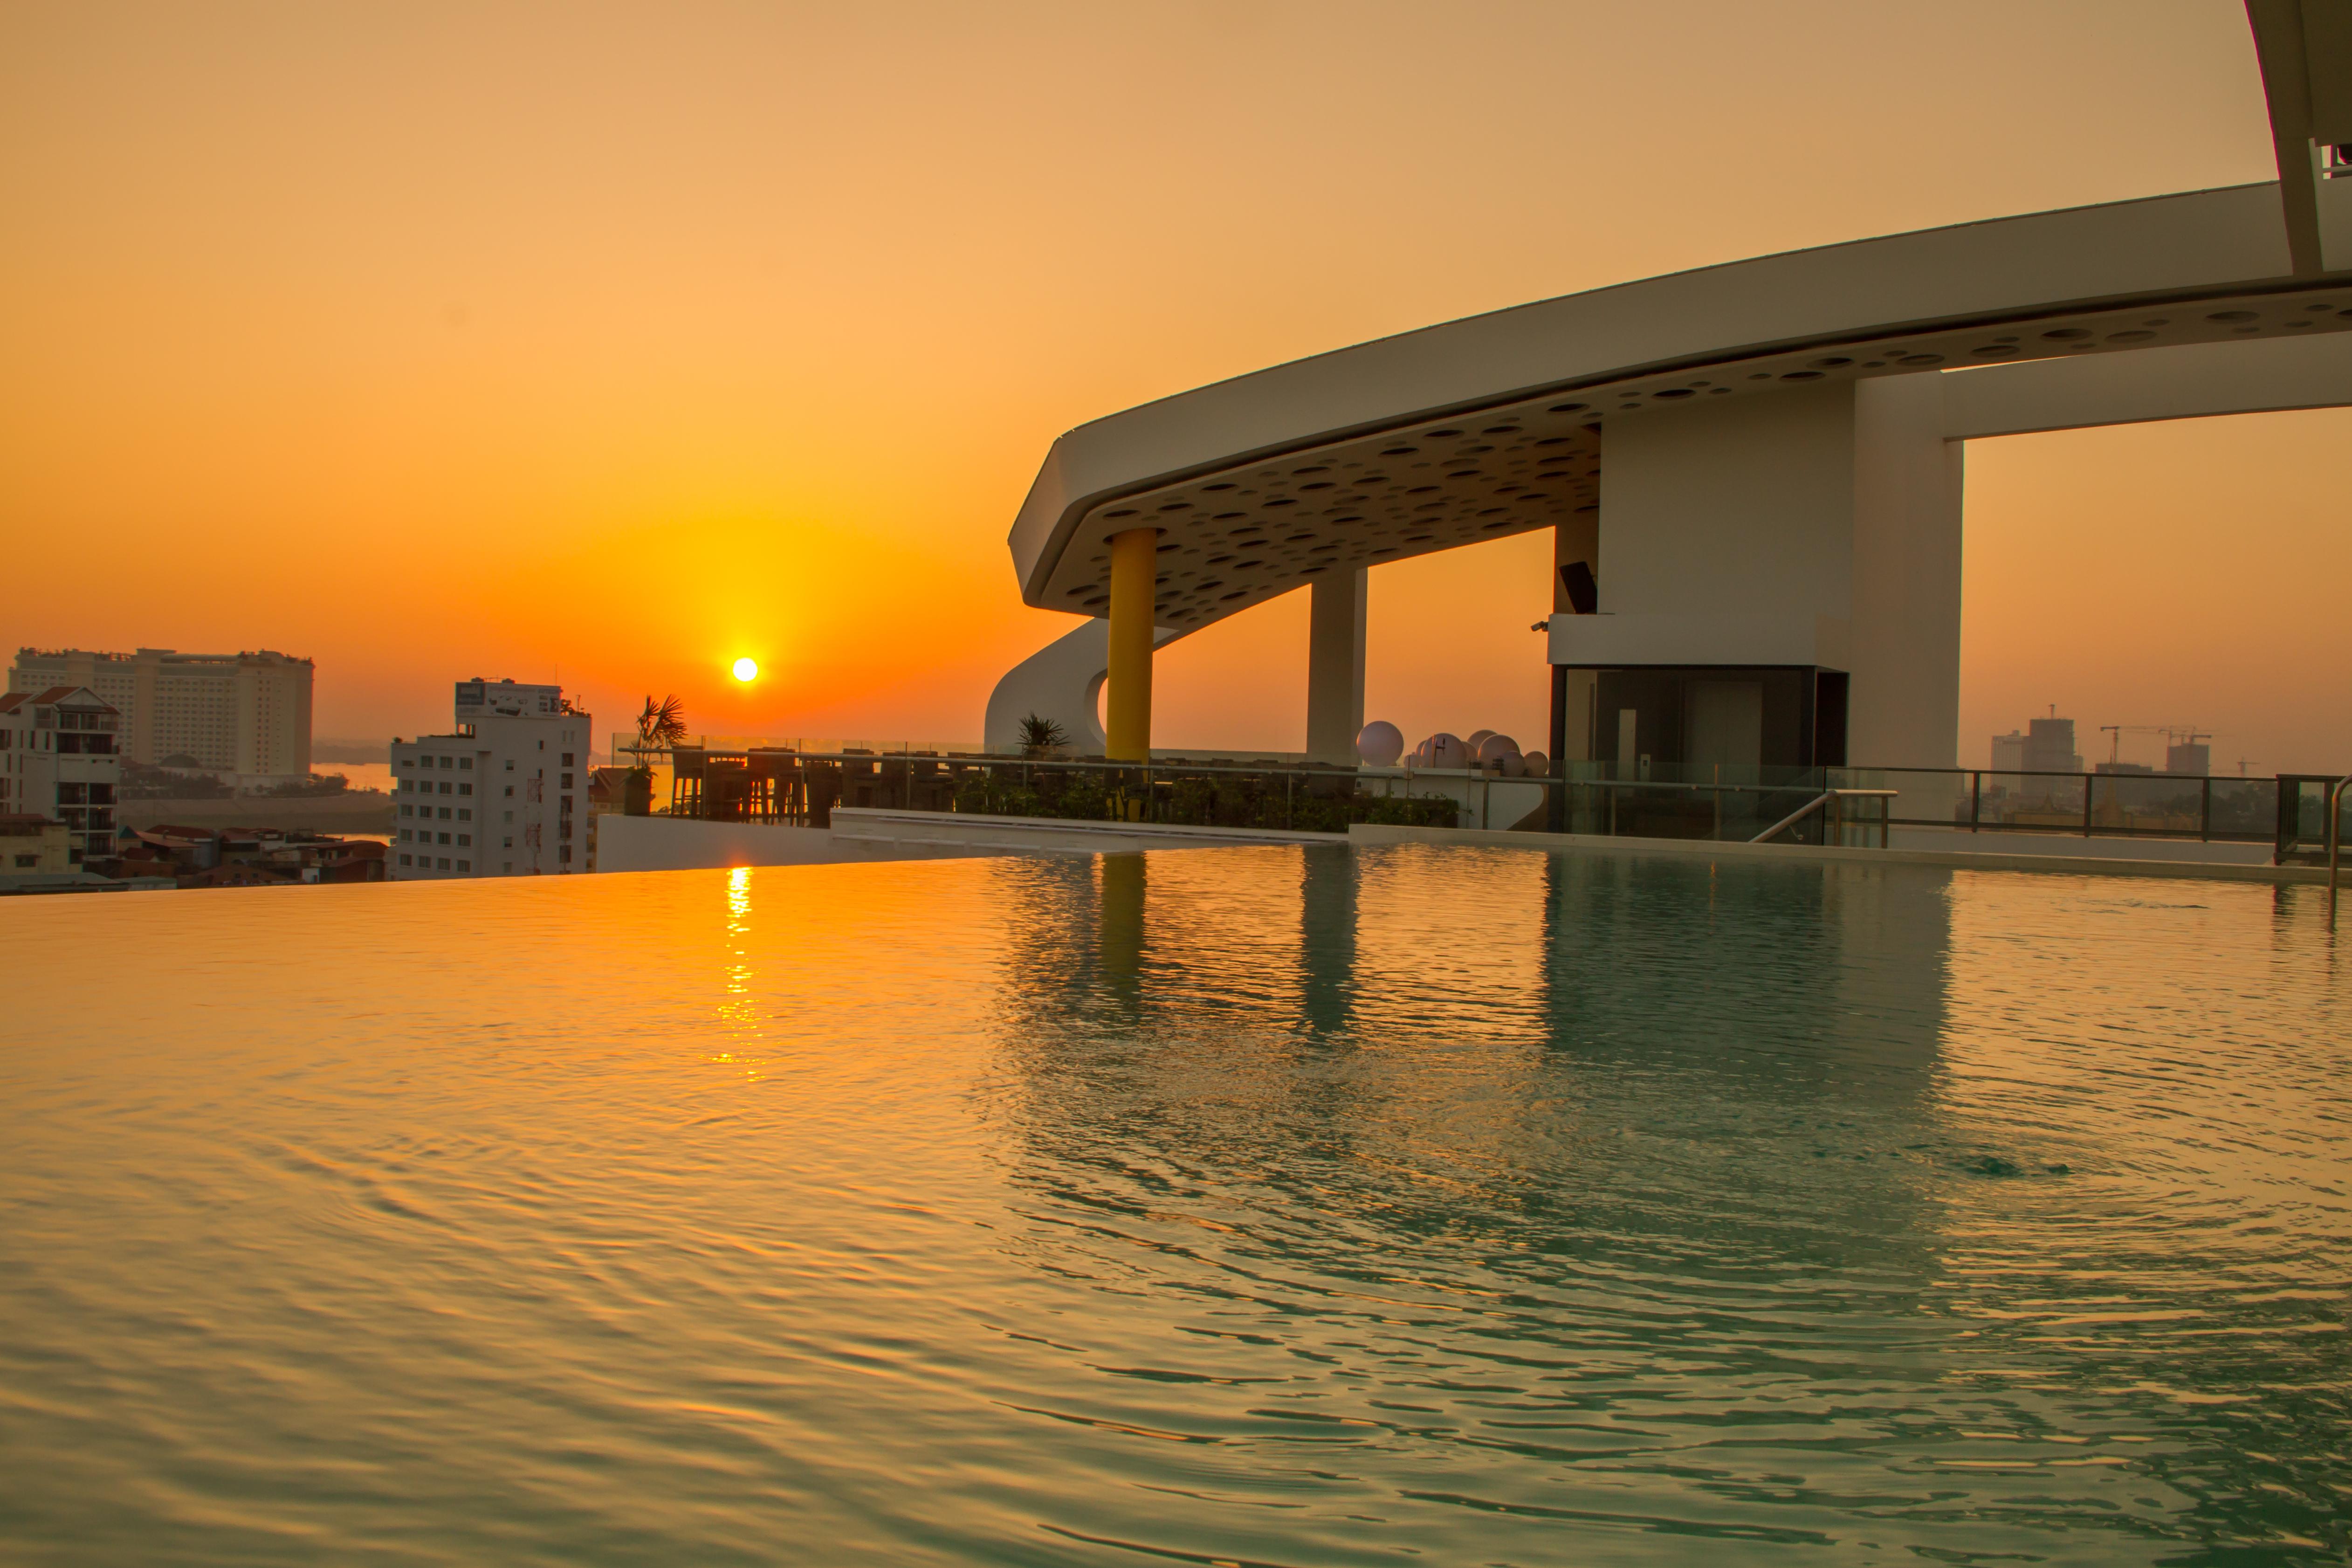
[{"x1": 716, "y1": 866, "x2": 763, "y2": 1077}]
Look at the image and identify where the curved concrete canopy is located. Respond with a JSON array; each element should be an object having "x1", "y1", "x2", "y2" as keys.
[{"x1": 1007, "y1": 182, "x2": 2352, "y2": 635}]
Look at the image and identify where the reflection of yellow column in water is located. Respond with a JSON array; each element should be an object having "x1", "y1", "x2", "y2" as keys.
[
  {"x1": 1099, "y1": 853, "x2": 1146, "y2": 986},
  {"x1": 1105, "y1": 527, "x2": 1160, "y2": 763}
]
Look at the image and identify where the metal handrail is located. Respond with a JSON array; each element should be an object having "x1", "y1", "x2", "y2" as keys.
[
  {"x1": 2330, "y1": 776, "x2": 2348, "y2": 925},
  {"x1": 1754, "y1": 792, "x2": 1834, "y2": 843},
  {"x1": 1751, "y1": 789, "x2": 1898, "y2": 845},
  {"x1": 629, "y1": 747, "x2": 1860, "y2": 797}
]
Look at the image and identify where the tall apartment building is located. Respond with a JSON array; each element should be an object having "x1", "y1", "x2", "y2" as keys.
[
  {"x1": 389, "y1": 679, "x2": 592, "y2": 880},
  {"x1": 0, "y1": 686, "x2": 123, "y2": 864},
  {"x1": 2022, "y1": 716, "x2": 2083, "y2": 775},
  {"x1": 8, "y1": 647, "x2": 313, "y2": 783}
]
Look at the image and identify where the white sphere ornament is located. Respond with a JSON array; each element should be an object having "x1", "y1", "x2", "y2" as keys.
[
  {"x1": 1465, "y1": 729, "x2": 1496, "y2": 754},
  {"x1": 1355, "y1": 720, "x2": 1404, "y2": 767},
  {"x1": 1521, "y1": 750, "x2": 1548, "y2": 777},
  {"x1": 1424, "y1": 732, "x2": 1468, "y2": 770}
]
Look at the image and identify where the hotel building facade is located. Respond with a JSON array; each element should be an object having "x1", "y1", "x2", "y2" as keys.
[
  {"x1": 8, "y1": 647, "x2": 313, "y2": 784},
  {"x1": 390, "y1": 680, "x2": 591, "y2": 879}
]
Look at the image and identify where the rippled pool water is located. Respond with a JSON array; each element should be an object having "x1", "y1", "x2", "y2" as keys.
[{"x1": 4, "y1": 846, "x2": 2348, "y2": 1565}]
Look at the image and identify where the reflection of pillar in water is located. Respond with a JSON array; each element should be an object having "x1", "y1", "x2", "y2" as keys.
[
  {"x1": 1298, "y1": 845, "x2": 1358, "y2": 1036},
  {"x1": 1822, "y1": 861, "x2": 1951, "y2": 1082},
  {"x1": 1099, "y1": 853, "x2": 1146, "y2": 988},
  {"x1": 1536, "y1": 851, "x2": 1950, "y2": 1092}
]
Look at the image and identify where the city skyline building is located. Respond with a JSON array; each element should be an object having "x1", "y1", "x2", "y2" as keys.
[
  {"x1": 1997, "y1": 718, "x2": 2214, "y2": 776},
  {"x1": 389, "y1": 679, "x2": 591, "y2": 880},
  {"x1": 1990, "y1": 730, "x2": 2028, "y2": 776},
  {"x1": 2022, "y1": 716, "x2": 2084, "y2": 777},
  {"x1": 8, "y1": 647, "x2": 313, "y2": 784}
]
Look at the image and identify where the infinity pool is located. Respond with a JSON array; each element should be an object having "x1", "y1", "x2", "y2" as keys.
[{"x1": 3, "y1": 846, "x2": 2347, "y2": 1564}]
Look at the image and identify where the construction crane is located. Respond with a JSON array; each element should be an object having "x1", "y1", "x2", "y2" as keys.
[{"x1": 2098, "y1": 724, "x2": 2210, "y2": 769}]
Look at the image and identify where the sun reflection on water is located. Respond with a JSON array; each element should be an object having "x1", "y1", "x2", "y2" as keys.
[{"x1": 715, "y1": 863, "x2": 763, "y2": 1077}]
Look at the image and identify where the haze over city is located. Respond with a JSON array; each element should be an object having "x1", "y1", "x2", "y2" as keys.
[
  {"x1": 11, "y1": 6, "x2": 2352, "y2": 1565},
  {"x1": 4, "y1": 0, "x2": 2345, "y2": 771}
]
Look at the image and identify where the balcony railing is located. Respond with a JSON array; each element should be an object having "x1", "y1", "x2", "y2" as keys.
[
  {"x1": 649, "y1": 748, "x2": 1458, "y2": 834},
  {"x1": 614, "y1": 747, "x2": 2343, "y2": 860}
]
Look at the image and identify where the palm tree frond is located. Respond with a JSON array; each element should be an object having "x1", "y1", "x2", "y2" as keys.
[{"x1": 635, "y1": 694, "x2": 688, "y2": 750}]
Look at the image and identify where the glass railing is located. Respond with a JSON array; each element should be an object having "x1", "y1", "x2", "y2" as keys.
[
  {"x1": 622, "y1": 750, "x2": 1458, "y2": 833},
  {"x1": 1865, "y1": 766, "x2": 2283, "y2": 843},
  {"x1": 607, "y1": 733, "x2": 985, "y2": 765},
  {"x1": 604, "y1": 746, "x2": 2341, "y2": 854}
]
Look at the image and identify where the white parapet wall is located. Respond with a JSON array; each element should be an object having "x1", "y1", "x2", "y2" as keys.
[
  {"x1": 1886, "y1": 826, "x2": 2273, "y2": 865},
  {"x1": 591, "y1": 813, "x2": 998, "y2": 874},
  {"x1": 831, "y1": 807, "x2": 1341, "y2": 854},
  {"x1": 591, "y1": 807, "x2": 1343, "y2": 873},
  {"x1": 1349, "y1": 822, "x2": 2331, "y2": 885}
]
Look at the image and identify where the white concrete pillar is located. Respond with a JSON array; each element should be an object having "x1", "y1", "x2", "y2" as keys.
[
  {"x1": 1572, "y1": 378, "x2": 1964, "y2": 774},
  {"x1": 1305, "y1": 569, "x2": 1367, "y2": 765},
  {"x1": 1552, "y1": 512, "x2": 1599, "y2": 762},
  {"x1": 1850, "y1": 373, "x2": 1964, "y2": 771}
]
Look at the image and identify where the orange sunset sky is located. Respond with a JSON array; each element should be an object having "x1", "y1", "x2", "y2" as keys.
[{"x1": 3, "y1": 1, "x2": 2345, "y2": 773}]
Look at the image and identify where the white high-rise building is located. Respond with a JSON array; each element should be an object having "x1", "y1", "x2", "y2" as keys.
[
  {"x1": 389, "y1": 679, "x2": 591, "y2": 880},
  {"x1": 8, "y1": 647, "x2": 312, "y2": 784}
]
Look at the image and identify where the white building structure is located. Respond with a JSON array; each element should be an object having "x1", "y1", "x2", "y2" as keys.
[
  {"x1": 0, "y1": 815, "x2": 73, "y2": 877},
  {"x1": 389, "y1": 680, "x2": 591, "y2": 880},
  {"x1": 984, "y1": 6, "x2": 2352, "y2": 790},
  {"x1": 0, "y1": 686, "x2": 124, "y2": 864},
  {"x1": 9, "y1": 647, "x2": 313, "y2": 784}
]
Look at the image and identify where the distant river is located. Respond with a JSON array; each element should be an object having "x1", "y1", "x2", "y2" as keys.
[
  {"x1": 2, "y1": 847, "x2": 2346, "y2": 1564},
  {"x1": 320, "y1": 760, "x2": 394, "y2": 793}
]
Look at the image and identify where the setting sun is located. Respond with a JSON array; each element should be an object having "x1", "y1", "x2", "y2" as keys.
[{"x1": 731, "y1": 657, "x2": 759, "y2": 683}]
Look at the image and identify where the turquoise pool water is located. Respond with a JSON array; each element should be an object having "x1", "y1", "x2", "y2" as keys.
[{"x1": 3, "y1": 846, "x2": 2347, "y2": 1564}]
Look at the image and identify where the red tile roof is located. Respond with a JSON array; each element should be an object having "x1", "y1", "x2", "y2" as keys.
[{"x1": 0, "y1": 686, "x2": 119, "y2": 713}]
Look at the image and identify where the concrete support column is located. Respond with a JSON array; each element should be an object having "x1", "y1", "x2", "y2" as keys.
[
  {"x1": 1551, "y1": 513, "x2": 1600, "y2": 763},
  {"x1": 1105, "y1": 527, "x2": 1160, "y2": 762},
  {"x1": 1305, "y1": 568, "x2": 1367, "y2": 766},
  {"x1": 1850, "y1": 374, "x2": 1963, "y2": 771}
]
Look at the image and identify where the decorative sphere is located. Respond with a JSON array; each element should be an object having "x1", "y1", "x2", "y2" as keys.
[
  {"x1": 1521, "y1": 750, "x2": 1548, "y2": 777},
  {"x1": 1424, "y1": 732, "x2": 1468, "y2": 770},
  {"x1": 1355, "y1": 720, "x2": 1404, "y2": 767},
  {"x1": 1465, "y1": 729, "x2": 1496, "y2": 753},
  {"x1": 731, "y1": 657, "x2": 759, "y2": 682}
]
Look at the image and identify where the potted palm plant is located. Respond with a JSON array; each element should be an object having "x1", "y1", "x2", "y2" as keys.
[
  {"x1": 625, "y1": 695, "x2": 686, "y2": 815},
  {"x1": 1018, "y1": 713, "x2": 1069, "y2": 759}
]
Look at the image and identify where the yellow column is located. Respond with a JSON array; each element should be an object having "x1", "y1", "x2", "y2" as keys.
[{"x1": 1105, "y1": 526, "x2": 1159, "y2": 762}]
